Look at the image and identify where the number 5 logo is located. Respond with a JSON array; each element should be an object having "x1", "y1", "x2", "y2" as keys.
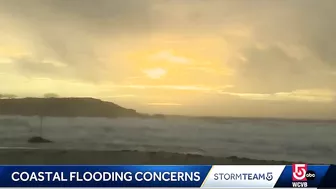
[{"x1": 292, "y1": 164, "x2": 307, "y2": 181}]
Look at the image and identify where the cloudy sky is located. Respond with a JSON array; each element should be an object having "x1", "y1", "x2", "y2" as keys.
[{"x1": 0, "y1": 0, "x2": 335, "y2": 119}]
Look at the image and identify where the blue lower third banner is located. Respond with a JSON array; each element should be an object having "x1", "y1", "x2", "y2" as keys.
[{"x1": 0, "y1": 165, "x2": 335, "y2": 187}]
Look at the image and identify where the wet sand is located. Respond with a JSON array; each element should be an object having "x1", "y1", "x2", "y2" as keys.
[{"x1": 0, "y1": 149, "x2": 298, "y2": 165}]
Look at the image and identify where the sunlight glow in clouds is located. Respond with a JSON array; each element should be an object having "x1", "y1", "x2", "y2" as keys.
[
  {"x1": 149, "y1": 50, "x2": 191, "y2": 64},
  {"x1": 147, "y1": 102, "x2": 182, "y2": 106},
  {"x1": 220, "y1": 89, "x2": 336, "y2": 102},
  {"x1": 101, "y1": 94, "x2": 136, "y2": 98},
  {"x1": 0, "y1": 0, "x2": 336, "y2": 118},
  {"x1": 111, "y1": 85, "x2": 233, "y2": 91},
  {"x1": 0, "y1": 57, "x2": 11, "y2": 64},
  {"x1": 142, "y1": 68, "x2": 167, "y2": 79}
]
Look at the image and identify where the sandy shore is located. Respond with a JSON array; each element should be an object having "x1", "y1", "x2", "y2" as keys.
[{"x1": 0, "y1": 149, "x2": 299, "y2": 165}]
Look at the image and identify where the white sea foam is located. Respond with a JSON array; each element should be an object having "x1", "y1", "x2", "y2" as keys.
[{"x1": 0, "y1": 116, "x2": 335, "y2": 164}]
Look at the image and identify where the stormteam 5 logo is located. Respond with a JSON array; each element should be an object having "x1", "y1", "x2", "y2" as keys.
[{"x1": 292, "y1": 164, "x2": 316, "y2": 181}]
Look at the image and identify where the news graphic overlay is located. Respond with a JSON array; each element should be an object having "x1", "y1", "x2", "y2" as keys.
[
  {"x1": 0, "y1": 165, "x2": 211, "y2": 187},
  {"x1": 0, "y1": 165, "x2": 335, "y2": 187},
  {"x1": 274, "y1": 164, "x2": 336, "y2": 188},
  {"x1": 291, "y1": 164, "x2": 315, "y2": 187},
  {"x1": 202, "y1": 165, "x2": 284, "y2": 188},
  {"x1": 292, "y1": 164, "x2": 309, "y2": 181}
]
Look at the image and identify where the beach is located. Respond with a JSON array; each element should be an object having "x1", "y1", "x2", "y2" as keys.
[{"x1": 0, "y1": 149, "x2": 295, "y2": 165}]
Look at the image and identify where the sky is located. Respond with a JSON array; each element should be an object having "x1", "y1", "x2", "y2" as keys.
[{"x1": 0, "y1": 0, "x2": 335, "y2": 119}]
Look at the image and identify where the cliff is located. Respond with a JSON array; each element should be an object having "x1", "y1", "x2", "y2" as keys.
[{"x1": 0, "y1": 97, "x2": 138, "y2": 117}]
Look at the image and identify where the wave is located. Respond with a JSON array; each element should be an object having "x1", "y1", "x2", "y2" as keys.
[{"x1": 0, "y1": 116, "x2": 335, "y2": 164}]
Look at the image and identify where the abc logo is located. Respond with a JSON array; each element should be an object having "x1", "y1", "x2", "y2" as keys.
[{"x1": 305, "y1": 170, "x2": 316, "y2": 180}]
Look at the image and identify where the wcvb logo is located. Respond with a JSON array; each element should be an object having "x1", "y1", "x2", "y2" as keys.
[{"x1": 292, "y1": 164, "x2": 307, "y2": 181}]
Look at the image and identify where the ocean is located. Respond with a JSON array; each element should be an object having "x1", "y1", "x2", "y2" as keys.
[{"x1": 0, "y1": 116, "x2": 335, "y2": 164}]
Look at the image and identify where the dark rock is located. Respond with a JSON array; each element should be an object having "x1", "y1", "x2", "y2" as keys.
[{"x1": 28, "y1": 136, "x2": 53, "y2": 143}]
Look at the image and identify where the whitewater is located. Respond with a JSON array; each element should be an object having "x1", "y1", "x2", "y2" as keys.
[{"x1": 0, "y1": 116, "x2": 335, "y2": 164}]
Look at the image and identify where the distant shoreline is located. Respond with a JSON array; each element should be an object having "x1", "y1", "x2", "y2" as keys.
[
  {"x1": 1, "y1": 97, "x2": 335, "y2": 121},
  {"x1": 0, "y1": 149, "x2": 301, "y2": 165},
  {"x1": 168, "y1": 114, "x2": 336, "y2": 122},
  {"x1": 1, "y1": 114, "x2": 335, "y2": 122}
]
